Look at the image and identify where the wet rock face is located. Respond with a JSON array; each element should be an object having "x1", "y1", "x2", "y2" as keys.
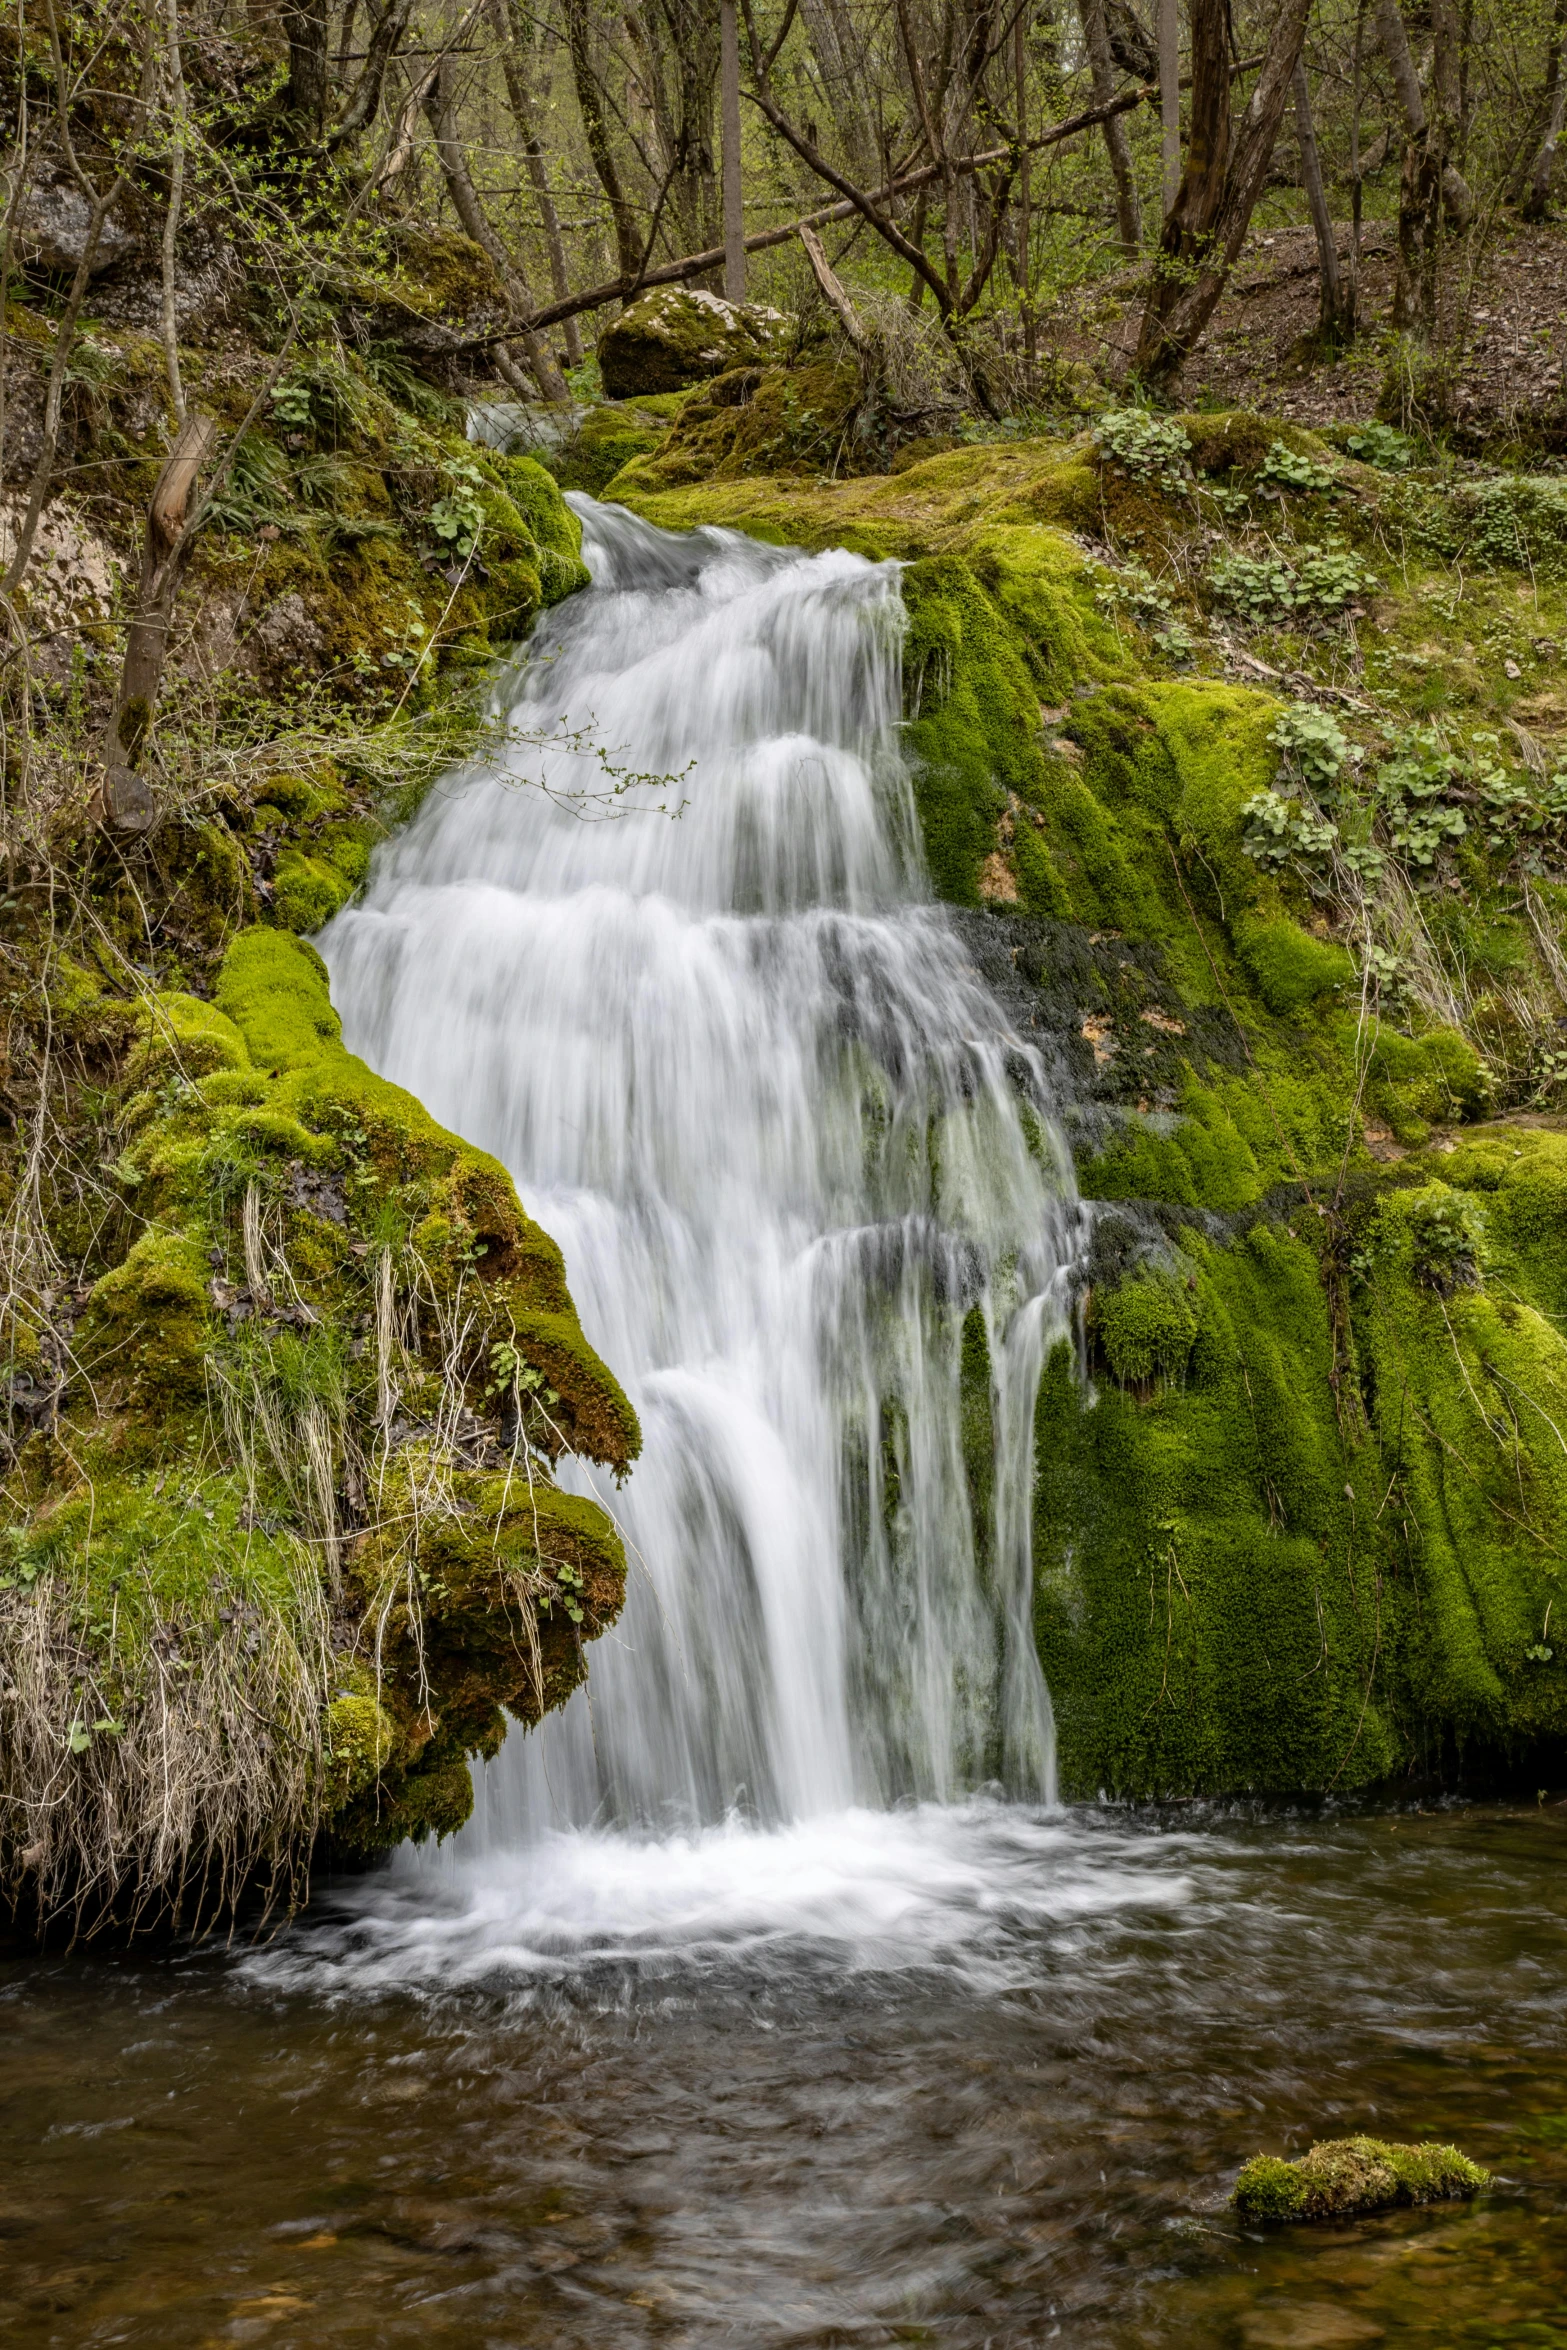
[
  {"x1": 597, "y1": 287, "x2": 785, "y2": 398},
  {"x1": 15, "y1": 176, "x2": 139, "y2": 277}
]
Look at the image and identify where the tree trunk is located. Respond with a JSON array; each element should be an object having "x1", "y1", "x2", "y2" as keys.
[
  {"x1": 1133, "y1": 0, "x2": 1313, "y2": 385},
  {"x1": 1374, "y1": 0, "x2": 1473, "y2": 228},
  {"x1": 720, "y1": 0, "x2": 746, "y2": 297},
  {"x1": 1158, "y1": 0, "x2": 1180, "y2": 216},
  {"x1": 159, "y1": 0, "x2": 187, "y2": 425},
  {"x1": 561, "y1": 0, "x2": 646, "y2": 285},
  {"x1": 1524, "y1": 0, "x2": 1567, "y2": 220},
  {"x1": 424, "y1": 58, "x2": 570, "y2": 402},
  {"x1": 1293, "y1": 59, "x2": 1352, "y2": 341},
  {"x1": 1080, "y1": 0, "x2": 1141, "y2": 253},
  {"x1": 97, "y1": 411, "x2": 218, "y2": 832},
  {"x1": 281, "y1": 0, "x2": 329, "y2": 136},
  {"x1": 496, "y1": 0, "x2": 582, "y2": 362}
]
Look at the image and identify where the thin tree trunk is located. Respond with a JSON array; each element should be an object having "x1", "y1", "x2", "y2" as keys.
[
  {"x1": 1524, "y1": 0, "x2": 1567, "y2": 220},
  {"x1": 97, "y1": 411, "x2": 218, "y2": 831},
  {"x1": 159, "y1": 0, "x2": 187, "y2": 425},
  {"x1": 496, "y1": 0, "x2": 582, "y2": 362},
  {"x1": 1293, "y1": 58, "x2": 1351, "y2": 340},
  {"x1": 1158, "y1": 0, "x2": 1180, "y2": 215},
  {"x1": 1081, "y1": 0, "x2": 1140, "y2": 252},
  {"x1": 1016, "y1": 0, "x2": 1036, "y2": 359},
  {"x1": 1134, "y1": 0, "x2": 1313, "y2": 384},
  {"x1": 720, "y1": 0, "x2": 746, "y2": 297},
  {"x1": 424, "y1": 57, "x2": 570, "y2": 401}
]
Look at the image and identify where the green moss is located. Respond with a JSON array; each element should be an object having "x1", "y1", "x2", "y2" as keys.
[
  {"x1": 78, "y1": 1229, "x2": 214, "y2": 1407},
  {"x1": 1094, "y1": 1269, "x2": 1199, "y2": 1386},
  {"x1": 1232, "y1": 913, "x2": 1352, "y2": 1014},
  {"x1": 1235, "y1": 2137, "x2": 1488, "y2": 2222}
]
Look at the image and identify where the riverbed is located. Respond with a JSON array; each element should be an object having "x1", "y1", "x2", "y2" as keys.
[{"x1": 5, "y1": 1797, "x2": 1565, "y2": 2347}]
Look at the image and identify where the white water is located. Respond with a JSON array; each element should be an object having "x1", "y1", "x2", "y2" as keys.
[{"x1": 319, "y1": 499, "x2": 1094, "y2": 1972}]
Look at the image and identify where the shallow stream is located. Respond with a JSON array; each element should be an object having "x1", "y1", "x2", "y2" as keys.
[{"x1": 5, "y1": 503, "x2": 1564, "y2": 2347}]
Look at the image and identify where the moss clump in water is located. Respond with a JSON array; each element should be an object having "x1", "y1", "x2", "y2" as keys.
[{"x1": 1234, "y1": 2136, "x2": 1489, "y2": 2221}]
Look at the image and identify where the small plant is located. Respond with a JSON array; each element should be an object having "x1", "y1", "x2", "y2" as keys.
[
  {"x1": 1259, "y1": 440, "x2": 1336, "y2": 495},
  {"x1": 1094, "y1": 407, "x2": 1192, "y2": 493},
  {"x1": 1344, "y1": 422, "x2": 1416, "y2": 470},
  {"x1": 1241, "y1": 788, "x2": 1339, "y2": 875},
  {"x1": 1269, "y1": 703, "x2": 1351, "y2": 793},
  {"x1": 427, "y1": 453, "x2": 486, "y2": 561},
  {"x1": 1209, "y1": 543, "x2": 1372, "y2": 625},
  {"x1": 1374, "y1": 728, "x2": 1469, "y2": 867}
]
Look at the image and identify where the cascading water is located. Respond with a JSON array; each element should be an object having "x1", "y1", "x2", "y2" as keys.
[{"x1": 320, "y1": 497, "x2": 1086, "y2": 1956}]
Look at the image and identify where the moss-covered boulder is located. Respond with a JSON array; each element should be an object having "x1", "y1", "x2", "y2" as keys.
[
  {"x1": 1234, "y1": 2137, "x2": 1488, "y2": 2222},
  {"x1": 597, "y1": 286, "x2": 785, "y2": 398}
]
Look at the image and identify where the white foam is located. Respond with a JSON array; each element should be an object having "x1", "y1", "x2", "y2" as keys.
[{"x1": 247, "y1": 1805, "x2": 1193, "y2": 1999}]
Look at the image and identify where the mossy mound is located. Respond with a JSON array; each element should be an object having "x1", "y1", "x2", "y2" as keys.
[
  {"x1": 1234, "y1": 2137, "x2": 1488, "y2": 2222},
  {"x1": 1, "y1": 928, "x2": 638, "y2": 1930},
  {"x1": 597, "y1": 286, "x2": 786, "y2": 398}
]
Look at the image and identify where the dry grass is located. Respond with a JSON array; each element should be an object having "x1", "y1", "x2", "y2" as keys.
[{"x1": 0, "y1": 1540, "x2": 330, "y2": 1938}]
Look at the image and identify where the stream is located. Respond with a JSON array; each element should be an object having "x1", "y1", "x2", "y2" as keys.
[{"x1": 4, "y1": 503, "x2": 1565, "y2": 2346}]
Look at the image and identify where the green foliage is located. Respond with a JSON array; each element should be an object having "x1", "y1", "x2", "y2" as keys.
[
  {"x1": 1258, "y1": 439, "x2": 1336, "y2": 495},
  {"x1": 1094, "y1": 407, "x2": 1192, "y2": 492},
  {"x1": 1343, "y1": 422, "x2": 1416, "y2": 470},
  {"x1": 1269, "y1": 702, "x2": 1351, "y2": 792},
  {"x1": 1208, "y1": 542, "x2": 1373, "y2": 624}
]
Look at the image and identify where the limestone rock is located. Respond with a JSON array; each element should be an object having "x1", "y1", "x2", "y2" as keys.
[
  {"x1": 15, "y1": 177, "x2": 138, "y2": 277},
  {"x1": 597, "y1": 286, "x2": 785, "y2": 399}
]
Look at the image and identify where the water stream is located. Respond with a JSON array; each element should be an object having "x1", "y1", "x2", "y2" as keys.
[
  {"x1": 324, "y1": 495, "x2": 1072, "y2": 1870},
  {"x1": 3, "y1": 504, "x2": 1565, "y2": 2345}
]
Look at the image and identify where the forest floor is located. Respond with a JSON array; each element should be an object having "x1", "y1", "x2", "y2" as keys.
[{"x1": 1049, "y1": 217, "x2": 1567, "y2": 445}]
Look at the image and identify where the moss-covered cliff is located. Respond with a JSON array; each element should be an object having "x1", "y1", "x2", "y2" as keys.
[
  {"x1": 0, "y1": 311, "x2": 637, "y2": 1934},
  {"x1": 610, "y1": 388, "x2": 1567, "y2": 1799}
]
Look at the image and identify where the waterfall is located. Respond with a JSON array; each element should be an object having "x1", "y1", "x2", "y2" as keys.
[{"x1": 322, "y1": 498, "x2": 1080, "y2": 1861}]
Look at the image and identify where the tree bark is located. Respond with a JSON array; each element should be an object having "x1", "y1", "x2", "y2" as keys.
[
  {"x1": 1080, "y1": 0, "x2": 1140, "y2": 252},
  {"x1": 1374, "y1": 0, "x2": 1473, "y2": 228},
  {"x1": 423, "y1": 57, "x2": 570, "y2": 402},
  {"x1": 561, "y1": 0, "x2": 646, "y2": 285},
  {"x1": 720, "y1": 0, "x2": 746, "y2": 297},
  {"x1": 495, "y1": 0, "x2": 583, "y2": 362},
  {"x1": 1133, "y1": 0, "x2": 1313, "y2": 385},
  {"x1": 1158, "y1": 0, "x2": 1180, "y2": 215},
  {"x1": 97, "y1": 411, "x2": 219, "y2": 832},
  {"x1": 1293, "y1": 58, "x2": 1351, "y2": 340},
  {"x1": 1524, "y1": 0, "x2": 1567, "y2": 220},
  {"x1": 281, "y1": 0, "x2": 329, "y2": 136},
  {"x1": 159, "y1": 0, "x2": 187, "y2": 425},
  {"x1": 328, "y1": 0, "x2": 414, "y2": 148}
]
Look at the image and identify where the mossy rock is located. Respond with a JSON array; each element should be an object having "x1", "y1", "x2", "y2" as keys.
[
  {"x1": 1234, "y1": 2137, "x2": 1488, "y2": 2222},
  {"x1": 597, "y1": 286, "x2": 786, "y2": 399}
]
